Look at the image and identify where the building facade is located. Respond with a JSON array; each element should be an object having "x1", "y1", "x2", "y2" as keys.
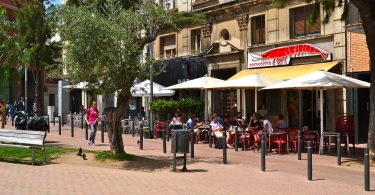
[
  {"x1": 154, "y1": 0, "x2": 349, "y2": 132},
  {"x1": 0, "y1": 0, "x2": 58, "y2": 114}
]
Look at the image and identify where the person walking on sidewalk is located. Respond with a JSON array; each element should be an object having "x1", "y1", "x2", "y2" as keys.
[{"x1": 85, "y1": 101, "x2": 99, "y2": 146}]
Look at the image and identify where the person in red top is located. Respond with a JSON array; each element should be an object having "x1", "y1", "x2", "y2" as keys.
[{"x1": 85, "y1": 101, "x2": 99, "y2": 146}]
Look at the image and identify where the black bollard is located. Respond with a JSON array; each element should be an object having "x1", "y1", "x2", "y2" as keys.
[
  {"x1": 132, "y1": 118, "x2": 135, "y2": 137},
  {"x1": 140, "y1": 123, "x2": 144, "y2": 150},
  {"x1": 172, "y1": 131, "x2": 177, "y2": 172},
  {"x1": 223, "y1": 129, "x2": 227, "y2": 164},
  {"x1": 364, "y1": 147, "x2": 370, "y2": 191},
  {"x1": 58, "y1": 116, "x2": 61, "y2": 135},
  {"x1": 71, "y1": 114, "x2": 74, "y2": 137},
  {"x1": 85, "y1": 123, "x2": 88, "y2": 140},
  {"x1": 163, "y1": 125, "x2": 167, "y2": 153},
  {"x1": 81, "y1": 112, "x2": 83, "y2": 129},
  {"x1": 47, "y1": 116, "x2": 50, "y2": 133},
  {"x1": 167, "y1": 125, "x2": 170, "y2": 142},
  {"x1": 209, "y1": 126, "x2": 212, "y2": 148},
  {"x1": 53, "y1": 112, "x2": 55, "y2": 126},
  {"x1": 337, "y1": 135, "x2": 341, "y2": 166},
  {"x1": 190, "y1": 127, "x2": 194, "y2": 158},
  {"x1": 101, "y1": 121, "x2": 104, "y2": 143},
  {"x1": 235, "y1": 127, "x2": 238, "y2": 152},
  {"x1": 261, "y1": 134, "x2": 266, "y2": 172},
  {"x1": 298, "y1": 131, "x2": 301, "y2": 160},
  {"x1": 307, "y1": 141, "x2": 312, "y2": 181}
]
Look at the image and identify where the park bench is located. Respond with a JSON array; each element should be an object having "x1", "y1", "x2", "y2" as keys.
[{"x1": 0, "y1": 129, "x2": 47, "y2": 165}]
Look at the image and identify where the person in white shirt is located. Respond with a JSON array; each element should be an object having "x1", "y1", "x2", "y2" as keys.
[
  {"x1": 259, "y1": 116, "x2": 273, "y2": 133},
  {"x1": 210, "y1": 116, "x2": 232, "y2": 148}
]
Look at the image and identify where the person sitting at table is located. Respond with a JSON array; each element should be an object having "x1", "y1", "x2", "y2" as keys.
[
  {"x1": 170, "y1": 112, "x2": 182, "y2": 124},
  {"x1": 259, "y1": 115, "x2": 273, "y2": 133},
  {"x1": 273, "y1": 114, "x2": 287, "y2": 130},
  {"x1": 214, "y1": 113, "x2": 224, "y2": 125},
  {"x1": 186, "y1": 114, "x2": 196, "y2": 130},
  {"x1": 236, "y1": 112, "x2": 245, "y2": 128},
  {"x1": 210, "y1": 116, "x2": 232, "y2": 148},
  {"x1": 247, "y1": 112, "x2": 261, "y2": 131}
]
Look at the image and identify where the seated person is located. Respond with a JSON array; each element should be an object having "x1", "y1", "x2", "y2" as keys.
[
  {"x1": 259, "y1": 116, "x2": 273, "y2": 134},
  {"x1": 273, "y1": 114, "x2": 288, "y2": 130},
  {"x1": 236, "y1": 112, "x2": 245, "y2": 128},
  {"x1": 170, "y1": 112, "x2": 182, "y2": 125},
  {"x1": 186, "y1": 114, "x2": 196, "y2": 130},
  {"x1": 214, "y1": 113, "x2": 224, "y2": 125},
  {"x1": 247, "y1": 112, "x2": 261, "y2": 131},
  {"x1": 210, "y1": 116, "x2": 231, "y2": 148}
]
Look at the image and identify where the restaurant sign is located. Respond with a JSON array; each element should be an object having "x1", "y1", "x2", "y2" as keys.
[{"x1": 248, "y1": 44, "x2": 332, "y2": 68}]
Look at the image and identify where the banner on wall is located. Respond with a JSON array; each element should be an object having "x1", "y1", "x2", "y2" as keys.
[{"x1": 248, "y1": 43, "x2": 332, "y2": 68}]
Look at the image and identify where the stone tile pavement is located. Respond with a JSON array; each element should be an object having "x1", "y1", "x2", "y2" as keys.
[{"x1": 0, "y1": 123, "x2": 374, "y2": 194}]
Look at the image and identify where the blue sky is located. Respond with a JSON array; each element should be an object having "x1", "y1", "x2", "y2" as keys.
[{"x1": 51, "y1": 0, "x2": 61, "y2": 4}]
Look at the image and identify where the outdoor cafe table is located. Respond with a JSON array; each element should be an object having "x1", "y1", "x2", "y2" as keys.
[
  {"x1": 258, "y1": 131, "x2": 289, "y2": 154},
  {"x1": 197, "y1": 125, "x2": 210, "y2": 143},
  {"x1": 321, "y1": 132, "x2": 349, "y2": 154}
]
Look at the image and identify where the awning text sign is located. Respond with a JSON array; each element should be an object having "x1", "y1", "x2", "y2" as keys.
[{"x1": 248, "y1": 44, "x2": 332, "y2": 68}]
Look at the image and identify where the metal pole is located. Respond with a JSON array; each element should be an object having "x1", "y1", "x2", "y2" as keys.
[
  {"x1": 81, "y1": 111, "x2": 83, "y2": 129},
  {"x1": 24, "y1": 67, "x2": 28, "y2": 113},
  {"x1": 101, "y1": 121, "x2": 104, "y2": 143},
  {"x1": 132, "y1": 118, "x2": 135, "y2": 137},
  {"x1": 337, "y1": 135, "x2": 341, "y2": 166},
  {"x1": 172, "y1": 131, "x2": 177, "y2": 172},
  {"x1": 163, "y1": 125, "x2": 167, "y2": 153},
  {"x1": 58, "y1": 116, "x2": 61, "y2": 135},
  {"x1": 71, "y1": 113, "x2": 74, "y2": 137},
  {"x1": 208, "y1": 126, "x2": 212, "y2": 148},
  {"x1": 47, "y1": 116, "x2": 50, "y2": 133},
  {"x1": 298, "y1": 131, "x2": 301, "y2": 160},
  {"x1": 223, "y1": 130, "x2": 227, "y2": 164},
  {"x1": 307, "y1": 141, "x2": 312, "y2": 181},
  {"x1": 53, "y1": 112, "x2": 55, "y2": 126},
  {"x1": 235, "y1": 127, "x2": 238, "y2": 152},
  {"x1": 140, "y1": 122, "x2": 144, "y2": 150},
  {"x1": 85, "y1": 122, "x2": 88, "y2": 140},
  {"x1": 190, "y1": 127, "x2": 194, "y2": 158},
  {"x1": 261, "y1": 134, "x2": 266, "y2": 172},
  {"x1": 364, "y1": 147, "x2": 370, "y2": 191},
  {"x1": 167, "y1": 125, "x2": 170, "y2": 142}
]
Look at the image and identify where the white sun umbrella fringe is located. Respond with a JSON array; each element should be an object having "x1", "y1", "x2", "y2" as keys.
[
  {"x1": 262, "y1": 70, "x2": 370, "y2": 153},
  {"x1": 205, "y1": 73, "x2": 282, "y2": 112}
]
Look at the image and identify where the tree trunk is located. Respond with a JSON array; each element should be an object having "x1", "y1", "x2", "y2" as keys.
[
  {"x1": 104, "y1": 93, "x2": 128, "y2": 154},
  {"x1": 352, "y1": 0, "x2": 375, "y2": 159}
]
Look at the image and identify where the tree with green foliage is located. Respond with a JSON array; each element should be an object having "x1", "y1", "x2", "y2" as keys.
[
  {"x1": 0, "y1": 0, "x2": 61, "y2": 113},
  {"x1": 56, "y1": 0, "x2": 205, "y2": 154},
  {"x1": 273, "y1": 0, "x2": 375, "y2": 159}
]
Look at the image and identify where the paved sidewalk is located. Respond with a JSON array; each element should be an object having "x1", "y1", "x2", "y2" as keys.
[{"x1": 0, "y1": 123, "x2": 374, "y2": 194}]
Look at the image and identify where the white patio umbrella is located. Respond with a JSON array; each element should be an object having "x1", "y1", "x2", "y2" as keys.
[
  {"x1": 206, "y1": 73, "x2": 282, "y2": 112},
  {"x1": 130, "y1": 79, "x2": 175, "y2": 97},
  {"x1": 262, "y1": 70, "x2": 370, "y2": 151},
  {"x1": 164, "y1": 76, "x2": 224, "y2": 90},
  {"x1": 164, "y1": 76, "x2": 224, "y2": 121},
  {"x1": 62, "y1": 81, "x2": 89, "y2": 89}
]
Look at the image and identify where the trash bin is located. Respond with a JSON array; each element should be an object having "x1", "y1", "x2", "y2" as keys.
[
  {"x1": 171, "y1": 129, "x2": 190, "y2": 154},
  {"x1": 47, "y1": 106, "x2": 55, "y2": 122}
]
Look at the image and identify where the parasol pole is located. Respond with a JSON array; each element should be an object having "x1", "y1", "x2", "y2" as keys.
[
  {"x1": 204, "y1": 89, "x2": 208, "y2": 121},
  {"x1": 320, "y1": 88, "x2": 324, "y2": 153},
  {"x1": 255, "y1": 87, "x2": 258, "y2": 112}
]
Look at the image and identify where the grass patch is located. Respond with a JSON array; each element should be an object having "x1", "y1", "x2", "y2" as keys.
[
  {"x1": 95, "y1": 151, "x2": 135, "y2": 162},
  {"x1": 0, "y1": 146, "x2": 76, "y2": 165}
]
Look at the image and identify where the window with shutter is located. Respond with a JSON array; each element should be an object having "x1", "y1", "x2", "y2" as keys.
[
  {"x1": 290, "y1": 5, "x2": 320, "y2": 39},
  {"x1": 251, "y1": 15, "x2": 265, "y2": 45}
]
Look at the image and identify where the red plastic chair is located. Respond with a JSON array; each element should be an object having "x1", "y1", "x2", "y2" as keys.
[
  {"x1": 252, "y1": 131, "x2": 262, "y2": 151},
  {"x1": 269, "y1": 132, "x2": 288, "y2": 154},
  {"x1": 154, "y1": 121, "x2": 168, "y2": 139},
  {"x1": 336, "y1": 115, "x2": 355, "y2": 153},
  {"x1": 288, "y1": 129, "x2": 299, "y2": 153}
]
